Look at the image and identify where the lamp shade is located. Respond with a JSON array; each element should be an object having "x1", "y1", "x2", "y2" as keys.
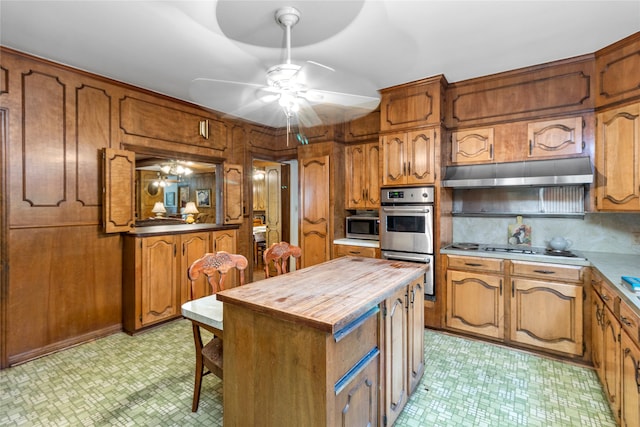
[
  {"x1": 183, "y1": 202, "x2": 199, "y2": 215},
  {"x1": 151, "y1": 202, "x2": 166, "y2": 216}
]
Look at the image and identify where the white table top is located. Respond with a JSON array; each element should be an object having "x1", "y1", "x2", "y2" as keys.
[{"x1": 181, "y1": 295, "x2": 223, "y2": 330}]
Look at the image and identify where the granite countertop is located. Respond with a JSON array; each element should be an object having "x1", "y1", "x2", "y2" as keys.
[
  {"x1": 440, "y1": 247, "x2": 640, "y2": 311},
  {"x1": 333, "y1": 238, "x2": 380, "y2": 248}
]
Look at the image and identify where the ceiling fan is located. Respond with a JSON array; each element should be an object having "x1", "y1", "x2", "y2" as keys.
[{"x1": 189, "y1": 6, "x2": 380, "y2": 144}]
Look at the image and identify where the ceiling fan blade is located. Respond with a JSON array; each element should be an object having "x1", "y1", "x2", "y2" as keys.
[
  {"x1": 295, "y1": 98, "x2": 323, "y2": 128},
  {"x1": 301, "y1": 88, "x2": 380, "y2": 110}
]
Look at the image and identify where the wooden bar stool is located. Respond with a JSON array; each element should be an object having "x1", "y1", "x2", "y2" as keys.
[{"x1": 263, "y1": 241, "x2": 301, "y2": 278}]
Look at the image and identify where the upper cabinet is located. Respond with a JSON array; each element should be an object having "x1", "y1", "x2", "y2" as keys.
[
  {"x1": 381, "y1": 128, "x2": 438, "y2": 186},
  {"x1": 345, "y1": 142, "x2": 380, "y2": 209},
  {"x1": 596, "y1": 102, "x2": 640, "y2": 211},
  {"x1": 450, "y1": 116, "x2": 586, "y2": 165},
  {"x1": 380, "y1": 76, "x2": 446, "y2": 132},
  {"x1": 595, "y1": 32, "x2": 640, "y2": 109}
]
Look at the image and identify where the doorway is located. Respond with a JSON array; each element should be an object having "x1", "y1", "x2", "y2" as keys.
[{"x1": 252, "y1": 159, "x2": 292, "y2": 281}]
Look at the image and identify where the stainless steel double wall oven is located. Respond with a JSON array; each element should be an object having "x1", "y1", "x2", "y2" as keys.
[{"x1": 380, "y1": 186, "x2": 435, "y2": 299}]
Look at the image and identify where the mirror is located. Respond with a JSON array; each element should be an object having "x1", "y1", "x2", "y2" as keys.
[{"x1": 135, "y1": 155, "x2": 218, "y2": 225}]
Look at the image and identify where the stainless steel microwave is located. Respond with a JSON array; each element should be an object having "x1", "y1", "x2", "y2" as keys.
[{"x1": 346, "y1": 216, "x2": 379, "y2": 240}]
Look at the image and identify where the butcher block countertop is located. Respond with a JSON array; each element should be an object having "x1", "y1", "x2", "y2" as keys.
[{"x1": 216, "y1": 256, "x2": 427, "y2": 335}]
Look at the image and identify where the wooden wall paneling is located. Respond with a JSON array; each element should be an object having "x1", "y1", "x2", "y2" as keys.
[
  {"x1": 223, "y1": 163, "x2": 243, "y2": 224},
  {"x1": 446, "y1": 55, "x2": 595, "y2": 129},
  {"x1": 8, "y1": 226, "x2": 122, "y2": 365},
  {"x1": 103, "y1": 148, "x2": 136, "y2": 233},
  {"x1": 595, "y1": 32, "x2": 640, "y2": 109}
]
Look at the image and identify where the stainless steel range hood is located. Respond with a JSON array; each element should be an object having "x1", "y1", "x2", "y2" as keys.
[{"x1": 442, "y1": 157, "x2": 593, "y2": 188}]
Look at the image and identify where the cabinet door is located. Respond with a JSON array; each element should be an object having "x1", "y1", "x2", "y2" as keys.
[
  {"x1": 252, "y1": 172, "x2": 265, "y2": 211},
  {"x1": 345, "y1": 144, "x2": 366, "y2": 209},
  {"x1": 382, "y1": 287, "x2": 408, "y2": 427},
  {"x1": 140, "y1": 235, "x2": 177, "y2": 326},
  {"x1": 621, "y1": 331, "x2": 640, "y2": 427},
  {"x1": 181, "y1": 232, "x2": 211, "y2": 302},
  {"x1": 103, "y1": 148, "x2": 136, "y2": 233},
  {"x1": 223, "y1": 163, "x2": 243, "y2": 224},
  {"x1": 597, "y1": 103, "x2": 640, "y2": 211},
  {"x1": 603, "y1": 305, "x2": 621, "y2": 424},
  {"x1": 407, "y1": 129, "x2": 437, "y2": 184},
  {"x1": 510, "y1": 278, "x2": 583, "y2": 356},
  {"x1": 451, "y1": 127, "x2": 494, "y2": 164},
  {"x1": 528, "y1": 116, "x2": 583, "y2": 158},
  {"x1": 446, "y1": 270, "x2": 504, "y2": 339},
  {"x1": 333, "y1": 351, "x2": 379, "y2": 427},
  {"x1": 592, "y1": 290, "x2": 605, "y2": 384},
  {"x1": 381, "y1": 133, "x2": 407, "y2": 186},
  {"x1": 365, "y1": 142, "x2": 380, "y2": 207},
  {"x1": 300, "y1": 155, "x2": 330, "y2": 267},
  {"x1": 264, "y1": 164, "x2": 282, "y2": 247},
  {"x1": 407, "y1": 278, "x2": 425, "y2": 394},
  {"x1": 212, "y1": 229, "x2": 238, "y2": 288}
]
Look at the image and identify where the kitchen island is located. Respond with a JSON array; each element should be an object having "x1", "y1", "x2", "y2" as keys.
[{"x1": 216, "y1": 256, "x2": 428, "y2": 427}]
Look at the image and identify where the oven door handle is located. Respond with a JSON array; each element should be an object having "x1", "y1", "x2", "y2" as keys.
[
  {"x1": 382, "y1": 252, "x2": 431, "y2": 263},
  {"x1": 382, "y1": 207, "x2": 431, "y2": 213}
]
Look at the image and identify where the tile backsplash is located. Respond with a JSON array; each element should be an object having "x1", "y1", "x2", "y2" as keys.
[{"x1": 452, "y1": 213, "x2": 640, "y2": 254}]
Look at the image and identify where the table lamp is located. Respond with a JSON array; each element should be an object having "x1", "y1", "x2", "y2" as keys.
[
  {"x1": 184, "y1": 202, "x2": 199, "y2": 224},
  {"x1": 151, "y1": 202, "x2": 166, "y2": 217}
]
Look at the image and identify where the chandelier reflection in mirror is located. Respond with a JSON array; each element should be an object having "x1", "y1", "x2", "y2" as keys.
[{"x1": 153, "y1": 161, "x2": 194, "y2": 187}]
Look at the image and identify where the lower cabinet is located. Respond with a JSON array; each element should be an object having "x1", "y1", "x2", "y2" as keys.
[
  {"x1": 123, "y1": 228, "x2": 236, "y2": 333},
  {"x1": 445, "y1": 255, "x2": 585, "y2": 358},
  {"x1": 381, "y1": 277, "x2": 424, "y2": 426},
  {"x1": 591, "y1": 269, "x2": 640, "y2": 426}
]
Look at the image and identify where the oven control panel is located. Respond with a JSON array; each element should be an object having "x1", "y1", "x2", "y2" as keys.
[{"x1": 381, "y1": 187, "x2": 434, "y2": 204}]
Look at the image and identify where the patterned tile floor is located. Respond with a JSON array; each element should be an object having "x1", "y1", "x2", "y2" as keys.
[{"x1": 0, "y1": 320, "x2": 615, "y2": 426}]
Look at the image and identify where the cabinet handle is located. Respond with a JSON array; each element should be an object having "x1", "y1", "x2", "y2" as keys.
[
  {"x1": 533, "y1": 269, "x2": 556, "y2": 275},
  {"x1": 602, "y1": 294, "x2": 610, "y2": 302},
  {"x1": 403, "y1": 162, "x2": 406, "y2": 176},
  {"x1": 595, "y1": 305, "x2": 602, "y2": 326},
  {"x1": 408, "y1": 161, "x2": 411, "y2": 175},
  {"x1": 512, "y1": 280, "x2": 515, "y2": 297},
  {"x1": 465, "y1": 262, "x2": 483, "y2": 267},
  {"x1": 348, "y1": 251, "x2": 362, "y2": 255},
  {"x1": 620, "y1": 316, "x2": 632, "y2": 327},
  {"x1": 489, "y1": 144, "x2": 493, "y2": 159},
  {"x1": 199, "y1": 119, "x2": 209, "y2": 139},
  {"x1": 529, "y1": 139, "x2": 533, "y2": 155},
  {"x1": 499, "y1": 279, "x2": 502, "y2": 296}
]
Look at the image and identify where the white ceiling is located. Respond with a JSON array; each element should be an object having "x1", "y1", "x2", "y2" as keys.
[{"x1": 1, "y1": 1, "x2": 639, "y2": 127}]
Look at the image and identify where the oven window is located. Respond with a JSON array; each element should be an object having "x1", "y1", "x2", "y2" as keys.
[{"x1": 386, "y1": 216, "x2": 425, "y2": 233}]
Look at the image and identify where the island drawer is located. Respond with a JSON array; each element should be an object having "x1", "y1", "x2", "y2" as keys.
[
  {"x1": 619, "y1": 299, "x2": 640, "y2": 347},
  {"x1": 510, "y1": 260, "x2": 584, "y2": 283},
  {"x1": 447, "y1": 255, "x2": 503, "y2": 273}
]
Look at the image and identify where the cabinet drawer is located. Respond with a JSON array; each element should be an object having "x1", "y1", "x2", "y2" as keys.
[
  {"x1": 334, "y1": 244, "x2": 378, "y2": 258},
  {"x1": 598, "y1": 279, "x2": 619, "y2": 314},
  {"x1": 620, "y1": 299, "x2": 640, "y2": 347},
  {"x1": 510, "y1": 260, "x2": 584, "y2": 283},
  {"x1": 447, "y1": 255, "x2": 503, "y2": 273}
]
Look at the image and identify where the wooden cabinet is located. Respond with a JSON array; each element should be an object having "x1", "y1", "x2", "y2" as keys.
[
  {"x1": 596, "y1": 102, "x2": 640, "y2": 211},
  {"x1": 252, "y1": 171, "x2": 265, "y2": 211},
  {"x1": 446, "y1": 257, "x2": 505, "y2": 340},
  {"x1": 381, "y1": 276, "x2": 424, "y2": 427},
  {"x1": 345, "y1": 142, "x2": 380, "y2": 209},
  {"x1": 380, "y1": 76, "x2": 446, "y2": 132},
  {"x1": 223, "y1": 163, "x2": 243, "y2": 224},
  {"x1": 298, "y1": 142, "x2": 344, "y2": 268},
  {"x1": 123, "y1": 234, "x2": 178, "y2": 333},
  {"x1": 445, "y1": 255, "x2": 586, "y2": 358},
  {"x1": 450, "y1": 116, "x2": 584, "y2": 165},
  {"x1": 451, "y1": 127, "x2": 494, "y2": 164},
  {"x1": 333, "y1": 244, "x2": 379, "y2": 259},
  {"x1": 381, "y1": 128, "x2": 437, "y2": 186},
  {"x1": 123, "y1": 228, "x2": 236, "y2": 333},
  {"x1": 621, "y1": 330, "x2": 640, "y2": 427},
  {"x1": 510, "y1": 261, "x2": 584, "y2": 356},
  {"x1": 180, "y1": 232, "x2": 211, "y2": 302},
  {"x1": 527, "y1": 116, "x2": 584, "y2": 158}
]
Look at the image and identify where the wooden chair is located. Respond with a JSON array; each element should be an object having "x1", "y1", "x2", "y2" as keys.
[
  {"x1": 263, "y1": 241, "x2": 302, "y2": 278},
  {"x1": 186, "y1": 251, "x2": 248, "y2": 412}
]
